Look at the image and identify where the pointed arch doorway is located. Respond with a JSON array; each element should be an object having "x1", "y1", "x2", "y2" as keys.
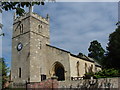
[{"x1": 52, "y1": 62, "x2": 65, "y2": 81}]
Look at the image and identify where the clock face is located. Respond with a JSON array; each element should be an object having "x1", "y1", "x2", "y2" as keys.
[{"x1": 17, "y1": 43, "x2": 23, "y2": 51}]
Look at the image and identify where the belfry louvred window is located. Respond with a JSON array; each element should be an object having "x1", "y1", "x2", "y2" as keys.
[{"x1": 20, "y1": 24, "x2": 23, "y2": 34}]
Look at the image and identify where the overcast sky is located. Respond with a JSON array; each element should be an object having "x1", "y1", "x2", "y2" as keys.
[{"x1": 2, "y1": 2, "x2": 118, "y2": 67}]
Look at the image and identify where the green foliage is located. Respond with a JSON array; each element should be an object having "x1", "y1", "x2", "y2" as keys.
[
  {"x1": 88, "y1": 40, "x2": 105, "y2": 65},
  {"x1": 105, "y1": 26, "x2": 120, "y2": 69},
  {"x1": 77, "y1": 52, "x2": 84, "y2": 57},
  {"x1": 83, "y1": 69, "x2": 120, "y2": 79},
  {"x1": 95, "y1": 69, "x2": 120, "y2": 78},
  {"x1": 1, "y1": 2, "x2": 44, "y2": 16},
  {"x1": 0, "y1": 58, "x2": 9, "y2": 88}
]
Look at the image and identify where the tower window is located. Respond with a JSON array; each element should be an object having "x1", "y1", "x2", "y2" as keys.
[
  {"x1": 19, "y1": 68, "x2": 21, "y2": 78},
  {"x1": 38, "y1": 24, "x2": 42, "y2": 33},
  {"x1": 20, "y1": 24, "x2": 23, "y2": 34}
]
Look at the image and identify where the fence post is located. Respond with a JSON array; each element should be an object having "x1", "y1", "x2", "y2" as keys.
[
  {"x1": 51, "y1": 76, "x2": 58, "y2": 89},
  {"x1": 26, "y1": 81, "x2": 27, "y2": 90}
]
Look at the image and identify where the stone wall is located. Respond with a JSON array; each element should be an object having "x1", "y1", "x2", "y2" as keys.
[
  {"x1": 12, "y1": 13, "x2": 31, "y2": 84},
  {"x1": 46, "y1": 45, "x2": 71, "y2": 81},
  {"x1": 11, "y1": 77, "x2": 120, "y2": 89},
  {"x1": 69, "y1": 55, "x2": 95, "y2": 77},
  {"x1": 11, "y1": 12, "x2": 50, "y2": 83},
  {"x1": 59, "y1": 77, "x2": 120, "y2": 88},
  {"x1": 27, "y1": 78, "x2": 58, "y2": 88}
]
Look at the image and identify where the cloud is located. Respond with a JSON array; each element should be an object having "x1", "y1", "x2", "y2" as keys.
[
  {"x1": 2, "y1": 2, "x2": 118, "y2": 67},
  {"x1": 2, "y1": 10, "x2": 13, "y2": 66},
  {"x1": 34, "y1": 2, "x2": 117, "y2": 54}
]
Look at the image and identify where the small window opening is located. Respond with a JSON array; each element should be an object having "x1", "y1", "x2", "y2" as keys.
[
  {"x1": 38, "y1": 25, "x2": 42, "y2": 33},
  {"x1": 41, "y1": 74, "x2": 46, "y2": 81},
  {"x1": 19, "y1": 68, "x2": 21, "y2": 78}
]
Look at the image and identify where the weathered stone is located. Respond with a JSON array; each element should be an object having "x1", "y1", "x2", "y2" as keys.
[{"x1": 11, "y1": 12, "x2": 101, "y2": 88}]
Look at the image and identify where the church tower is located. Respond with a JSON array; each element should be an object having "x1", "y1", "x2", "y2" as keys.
[{"x1": 11, "y1": 10, "x2": 50, "y2": 85}]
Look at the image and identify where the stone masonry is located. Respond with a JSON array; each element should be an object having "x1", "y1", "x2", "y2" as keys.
[{"x1": 11, "y1": 11, "x2": 101, "y2": 88}]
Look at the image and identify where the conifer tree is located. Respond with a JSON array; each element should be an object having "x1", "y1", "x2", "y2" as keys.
[
  {"x1": 88, "y1": 40, "x2": 105, "y2": 65},
  {"x1": 106, "y1": 26, "x2": 120, "y2": 69}
]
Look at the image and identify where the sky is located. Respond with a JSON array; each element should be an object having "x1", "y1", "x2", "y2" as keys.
[{"x1": 2, "y1": 2, "x2": 118, "y2": 67}]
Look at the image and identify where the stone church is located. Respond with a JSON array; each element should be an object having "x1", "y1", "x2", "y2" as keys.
[{"x1": 11, "y1": 10, "x2": 101, "y2": 85}]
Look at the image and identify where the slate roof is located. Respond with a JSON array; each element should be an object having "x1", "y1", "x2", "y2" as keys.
[
  {"x1": 95, "y1": 62, "x2": 101, "y2": 67},
  {"x1": 46, "y1": 44, "x2": 95, "y2": 63},
  {"x1": 70, "y1": 53, "x2": 94, "y2": 63},
  {"x1": 46, "y1": 44, "x2": 70, "y2": 53}
]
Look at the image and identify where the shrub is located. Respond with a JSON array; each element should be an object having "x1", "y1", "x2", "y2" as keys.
[
  {"x1": 83, "y1": 68, "x2": 120, "y2": 79},
  {"x1": 95, "y1": 68, "x2": 120, "y2": 78}
]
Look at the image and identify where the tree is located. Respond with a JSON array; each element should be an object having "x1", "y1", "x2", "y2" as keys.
[
  {"x1": 88, "y1": 40, "x2": 105, "y2": 65},
  {"x1": 0, "y1": 58, "x2": 9, "y2": 88},
  {"x1": 1, "y1": 2, "x2": 44, "y2": 16},
  {"x1": 77, "y1": 52, "x2": 84, "y2": 57},
  {"x1": 106, "y1": 26, "x2": 120, "y2": 69}
]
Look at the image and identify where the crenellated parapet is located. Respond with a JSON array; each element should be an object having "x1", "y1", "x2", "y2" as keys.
[{"x1": 14, "y1": 12, "x2": 49, "y2": 25}]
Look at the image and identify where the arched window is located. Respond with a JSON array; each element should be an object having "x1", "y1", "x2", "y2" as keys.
[
  {"x1": 38, "y1": 24, "x2": 42, "y2": 33},
  {"x1": 90, "y1": 64, "x2": 93, "y2": 73},
  {"x1": 76, "y1": 61, "x2": 80, "y2": 76},
  {"x1": 85, "y1": 63, "x2": 87, "y2": 73},
  {"x1": 20, "y1": 24, "x2": 23, "y2": 34}
]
